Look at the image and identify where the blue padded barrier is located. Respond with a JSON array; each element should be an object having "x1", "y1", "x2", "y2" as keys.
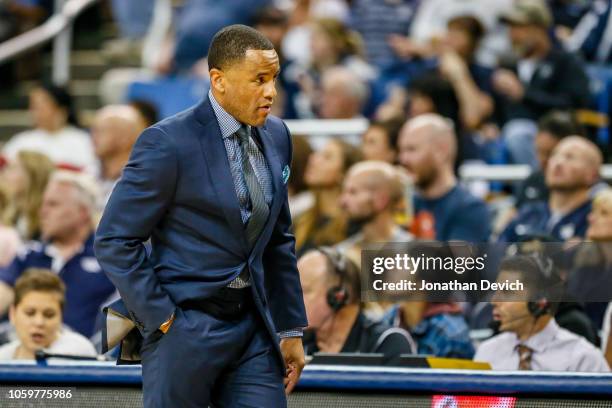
[{"x1": 1, "y1": 363, "x2": 611, "y2": 396}]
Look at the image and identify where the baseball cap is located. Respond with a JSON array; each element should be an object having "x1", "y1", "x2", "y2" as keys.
[{"x1": 499, "y1": 0, "x2": 553, "y2": 28}]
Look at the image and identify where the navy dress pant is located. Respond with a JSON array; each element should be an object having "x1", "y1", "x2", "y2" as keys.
[{"x1": 140, "y1": 305, "x2": 286, "y2": 407}]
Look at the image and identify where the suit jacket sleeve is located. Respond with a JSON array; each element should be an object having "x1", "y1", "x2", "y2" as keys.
[
  {"x1": 262, "y1": 121, "x2": 308, "y2": 332},
  {"x1": 94, "y1": 127, "x2": 177, "y2": 338}
]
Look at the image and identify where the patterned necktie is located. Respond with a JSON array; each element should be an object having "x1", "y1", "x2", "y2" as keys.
[
  {"x1": 235, "y1": 125, "x2": 270, "y2": 248},
  {"x1": 516, "y1": 344, "x2": 533, "y2": 370}
]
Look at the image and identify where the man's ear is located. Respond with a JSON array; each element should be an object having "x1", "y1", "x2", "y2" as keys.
[
  {"x1": 209, "y1": 68, "x2": 225, "y2": 93},
  {"x1": 373, "y1": 191, "x2": 390, "y2": 211}
]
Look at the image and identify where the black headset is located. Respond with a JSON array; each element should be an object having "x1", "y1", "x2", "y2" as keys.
[
  {"x1": 317, "y1": 246, "x2": 351, "y2": 312},
  {"x1": 525, "y1": 254, "x2": 555, "y2": 318},
  {"x1": 507, "y1": 236, "x2": 561, "y2": 319}
]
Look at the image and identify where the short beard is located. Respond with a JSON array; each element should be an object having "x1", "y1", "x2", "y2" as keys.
[
  {"x1": 349, "y1": 211, "x2": 377, "y2": 230},
  {"x1": 548, "y1": 182, "x2": 587, "y2": 194},
  {"x1": 415, "y1": 166, "x2": 439, "y2": 191}
]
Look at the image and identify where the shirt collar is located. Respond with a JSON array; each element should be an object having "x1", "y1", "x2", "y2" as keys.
[
  {"x1": 43, "y1": 233, "x2": 94, "y2": 272},
  {"x1": 520, "y1": 318, "x2": 559, "y2": 353},
  {"x1": 208, "y1": 90, "x2": 250, "y2": 139}
]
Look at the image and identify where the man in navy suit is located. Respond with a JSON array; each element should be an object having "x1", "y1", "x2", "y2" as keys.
[{"x1": 94, "y1": 24, "x2": 307, "y2": 407}]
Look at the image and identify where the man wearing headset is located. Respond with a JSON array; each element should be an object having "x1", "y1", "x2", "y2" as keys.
[
  {"x1": 298, "y1": 247, "x2": 415, "y2": 360},
  {"x1": 474, "y1": 255, "x2": 609, "y2": 371}
]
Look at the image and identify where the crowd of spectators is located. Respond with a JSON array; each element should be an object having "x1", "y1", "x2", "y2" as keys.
[{"x1": 0, "y1": 0, "x2": 611, "y2": 373}]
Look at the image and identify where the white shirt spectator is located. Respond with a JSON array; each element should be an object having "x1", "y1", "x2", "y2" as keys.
[
  {"x1": 2, "y1": 126, "x2": 96, "y2": 174},
  {"x1": 0, "y1": 329, "x2": 97, "y2": 360},
  {"x1": 475, "y1": 319, "x2": 610, "y2": 372}
]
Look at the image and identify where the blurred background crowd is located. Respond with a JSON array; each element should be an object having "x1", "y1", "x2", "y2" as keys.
[{"x1": 0, "y1": 0, "x2": 612, "y2": 372}]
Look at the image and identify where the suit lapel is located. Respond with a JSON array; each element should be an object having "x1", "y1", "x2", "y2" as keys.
[{"x1": 194, "y1": 99, "x2": 248, "y2": 255}]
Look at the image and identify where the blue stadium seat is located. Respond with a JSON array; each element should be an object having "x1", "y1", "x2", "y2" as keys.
[{"x1": 125, "y1": 77, "x2": 209, "y2": 120}]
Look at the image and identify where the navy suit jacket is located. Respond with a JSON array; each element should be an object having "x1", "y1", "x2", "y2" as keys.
[{"x1": 94, "y1": 97, "x2": 307, "y2": 356}]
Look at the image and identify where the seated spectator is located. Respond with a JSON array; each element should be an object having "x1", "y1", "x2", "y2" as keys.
[
  {"x1": 0, "y1": 150, "x2": 55, "y2": 240},
  {"x1": 493, "y1": 0, "x2": 590, "y2": 167},
  {"x1": 337, "y1": 161, "x2": 412, "y2": 266},
  {"x1": 318, "y1": 66, "x2": 370, "y2": 121},
  {"x1": 303, "y1": 65, "x2": 370, "y2": 149},
  {"x1": 474, "y1": 255, "x2": 609, "y2": 371},
  {"x1": 0, "y1": 171, "x2": 116, "y2": 338},
  {"x1": 0, "y1": 268, "x2": 96, "y2": 360},
  {"x1": 294, "y1": 140, "x2": 362, "y2": 255},
  {"x1": 284, "y1": 18, "x2": 373, "y2": 120},
  {"x1": 379, "y1": 14, "x2": 496, "y2": 133},
  {"x1": 438, "y1": 15, "x2": 494, "y2": 131},
  {"x1": 499, "y1": 136, "x2": 602, "y2": 242},
  {"x1": 397, "y1": 114, "x2": 491, "y2": 241},
  {"x1": 2, "y1": 84, "x2": 96, "y2": 173},
  {"x1": 392, "y1": 0, "x2": 512, "y2": 66},
  {"x1": 0, "y1": 185, "x2": 21, "y2": 267},
  {"x1": 360, "y1": 117, "x2": 404, "y2": 164},
  {"x1": 299, "y1": 247, "x2": 415, "y2": 359},
  {"x1": 91, "y1": 105, "x2": 145, "y2": 209},
  {"x1": 567, "y1": 189, "x2": 612, "y2": 330},
  {"x1": 515, "y1": 111, "x2": 583, "y2": 209},
  {"x1": 308, "y1": 18, "x2": 376, "y2": 82}
]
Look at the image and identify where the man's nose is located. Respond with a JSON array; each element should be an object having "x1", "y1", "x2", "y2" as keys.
[
  {"x1": 32, "y1": 314, "x2": 45, "y2": 326},
  {"x1": 339, "y1": 194, "x2": 348, "y2": 209},
  {"x1": 263, "y1": 81, "x2": 277, "y2": 99}
]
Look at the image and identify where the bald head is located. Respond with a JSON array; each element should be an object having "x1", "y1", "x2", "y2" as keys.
[
  {"x1": 92, "y1": 105, "x2": 145, "y2": 159},
  {"x1": 340, "y1": 160, "x2": 407, "y2": 222},
  {"x1": 397, "y1": 114, "x2": 457, "y2": 190},
  {"x1": 546, "y1": 135, "x2": 602, "y2": 191},
  {"x1": 346, "y1": 161, "x2": 405, "y2": 205},
  {"x1": 402, "y1": 114, "x2": 457, "y2": 157}
]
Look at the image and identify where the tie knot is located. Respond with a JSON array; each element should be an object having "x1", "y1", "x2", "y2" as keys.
[
  {"x1": 236, "y1": 126, "x2": 250, "y2": 145},
  {"x1": 516, "y1": 344, "x2": 533, "y2": 355}
]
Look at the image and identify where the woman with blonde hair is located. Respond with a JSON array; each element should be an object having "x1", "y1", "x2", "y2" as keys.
[
  {"x1": 309, "y1": 18, "x2": 371, "y2": 76},
  {"x1": 0, "y1": 185, "x2": 21, "y2": 267},
  {"x1": 294, "y1": 139, "x2": 362, "y2": 255},
  {"x1": 565, "y1": 188, "x2": 612, "y2": 358},
  {"x1": 1, "y1": 150, "x2": 55, "y2": 240}
]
